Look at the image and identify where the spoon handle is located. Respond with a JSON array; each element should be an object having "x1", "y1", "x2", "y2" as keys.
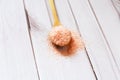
[{"x1": 49, "y1": 0, "x2": 61, "y2": 26}]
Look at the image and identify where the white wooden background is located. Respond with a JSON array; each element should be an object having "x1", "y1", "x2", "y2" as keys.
[{"x1": 0, "y1": 0, "x2": 120, "y2": 80}]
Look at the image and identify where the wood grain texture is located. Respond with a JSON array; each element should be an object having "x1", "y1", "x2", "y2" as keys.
[
  {"x1": 88, "y1": 0, "x2": 120, "y2": 79},
  {"x1": 0, "y1": 0, "x2": 39, "y2": 80},
  {"x1": 112, "y1": 0, "x2": 120, "y2": 15},
  {"x1": 24, "y1": 0, "x2": 96, "y2": 80},
  {"x1": 69, "y1": 0, "x2": 119, "y2": 79},
  {"x1": 1, "y1": 0, "x2": 119, "y2": 80}
]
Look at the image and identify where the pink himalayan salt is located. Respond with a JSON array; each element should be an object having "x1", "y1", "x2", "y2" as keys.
[
  {"x1": 48, "y1": 26, "x2": 84, "y2": 56},
  {"x1": 49, "y1": 26, "x2": 71, "y2": 46}
]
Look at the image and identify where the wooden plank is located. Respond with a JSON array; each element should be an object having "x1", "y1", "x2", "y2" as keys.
[
  {"x1": 24, "y1": 0, "x2": 96, "y2": 80},
  {"x1": 68, "y1": 0, "x2": 119, "y2": 79},
  {"x1": 88, "y1": 0, "x2": 120, "y2": 79},
  {"x1": 0, "y1": 0, "x2": 39, "y2": 80}
]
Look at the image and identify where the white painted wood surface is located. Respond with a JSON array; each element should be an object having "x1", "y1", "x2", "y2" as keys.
[
  {"x1": 0, "y1": 0, "x2": 39, "y2": 80},
  {"x1": 69, "y1": 0, "x2": 120, "y2": 79},
  {"x1": 111, "y1": 0, "x2": 120, "y2": 15},
  {"x1": 0, "y1": 0, "x2": 120, "y2": 80},
  {"x1": 89, "y1": 0, "x2": 120, "y2": 78},
  {"x1": 24, "y1": 0, "x2": 96, "y2": 80}
]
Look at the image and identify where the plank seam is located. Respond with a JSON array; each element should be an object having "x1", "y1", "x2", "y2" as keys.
[
  {"x1": 111, "y1": 0, "x2": 120, "y2": 17},
  {"x1": 67, "y1": 0, "x2": 98, "y2": 79},
  {"x1": 45, "y1": 0, "x2": 53, "y2": 26},
  {"x1": 45, "y1": 0, "x2": 98, "y2": 79},
  {"x1": 87, "y1": 0, "x2": 119, "y2": 79},
  {"x1": 22, "y1": 0, "x2": 41, "y2": 80}
]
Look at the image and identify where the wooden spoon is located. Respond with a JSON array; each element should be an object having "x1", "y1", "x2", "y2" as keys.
[
  {"x1": 48, "y1": 0, "x2": 72, "y2": 47},
  {"x1": 49, "y1": 0, "x2": 61, "y2": 26}
]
